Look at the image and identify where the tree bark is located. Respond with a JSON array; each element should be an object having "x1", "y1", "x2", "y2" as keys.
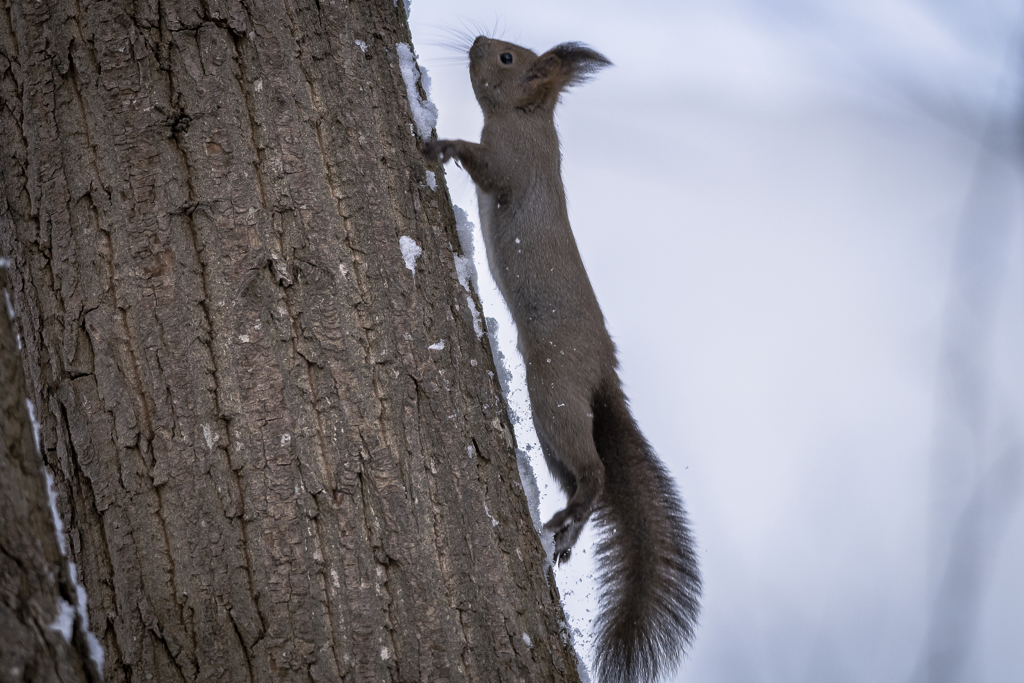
[
  {"x1": 0, "y1": 1, "x2": 579, "y2": 682},
  {"x1": 2, "y1": 266, "x2": 97, "y2": 683}
]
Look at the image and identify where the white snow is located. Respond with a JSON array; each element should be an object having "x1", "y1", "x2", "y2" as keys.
[
  {"x1": 0, "y1": 257, "x2": 11, "y2": 268},
  {"x1": 3, "y1": 288, "x2": 13, "y2": 318},
  {"x1": 44, "y1": 469, "x2": 67, "y2": 555},
  {"x1": 453, "y1": 254, "x2": 472, "y2": 292},
  {"x1": 453, "y1": 205, "x2": 477, "y2": 268},
  {"x1": 451, "y1": 205, "x2": 484, "y2": 337},
  {"x1": 466, "y1": 297, "x2": 483, "y2": 338},
  {"x1": 428, "y1": 340, "x2": 445, "y2": 350},
  {"x1": 44, "y1": 465, "x2": 105, "y2": 674},
  {"x1": 355, "y1": 39, "x2": 367, "y2": 53},
  {"x1": 33, "y1": 400, "x2": 71, "y2": 566},
  {"x1": 70, "y1": 562, "x2": 105, "y2": 674},
  {"x1": 483, "y1": 501, "x2": 499, "y2": 526},
  {"x1": 50, "y1": 598, "x2": 75, "y2": 641},
  {"x1": 522, "y1": 632, "x2": 533, "y2": 648},
  {"x1": 425, "y1": 170, "x2": 437, "y2": 190},
  {"x1": 26, "y1": 398, "x2": 40, "y2": 453},
  {"x1": 395, "y1": 43, "x2": 437, "y2": 139},
  {"x1": 399, "y1": 236, "x2": 422, "y2": 272}
]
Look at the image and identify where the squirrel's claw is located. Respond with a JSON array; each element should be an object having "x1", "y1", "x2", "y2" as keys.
[{"x1": 546, "y1": 508, "x2": 587, "y2": 563}]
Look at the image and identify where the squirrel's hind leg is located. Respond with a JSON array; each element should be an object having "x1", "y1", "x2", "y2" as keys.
[{"x1": 530, "y1": 387, "x2": 605, "y2": 563}]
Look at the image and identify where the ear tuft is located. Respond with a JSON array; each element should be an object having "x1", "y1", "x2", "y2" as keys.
[
  {"x1": 549, "y1": 42, "x2": 612, "y2": 89},
  {"x1": 517, "y1": 42, "x2": 611, "y2": 110}
]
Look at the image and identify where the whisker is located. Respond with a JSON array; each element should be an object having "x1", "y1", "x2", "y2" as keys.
[
  {"x1": 464, "y1": 17, "x2": 490, "y2": 40},
  {"x1": 420, "y1": 22, "x2": 476, "y2": 56},
  {"x1": 428, "y1": 57, "x2": 472, "y2": 68}
]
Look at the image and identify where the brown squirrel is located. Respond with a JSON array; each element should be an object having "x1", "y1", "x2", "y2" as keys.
[{"x1": 422, "y1": 37, "x2": 701, "y2": 683}]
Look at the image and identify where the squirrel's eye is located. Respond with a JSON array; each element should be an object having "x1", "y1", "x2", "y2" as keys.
[{"x1": 500, "y1": 52, "x2": 513, "y2": 65}]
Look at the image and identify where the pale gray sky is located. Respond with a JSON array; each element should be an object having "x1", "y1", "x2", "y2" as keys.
[{"x1": 408, "y1": 2, "x2": 1024, "y2": 681}]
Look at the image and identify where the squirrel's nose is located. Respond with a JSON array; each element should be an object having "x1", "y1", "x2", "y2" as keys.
[{"x1": 469, "y1": 36, "x2": 489, "y2": 60}]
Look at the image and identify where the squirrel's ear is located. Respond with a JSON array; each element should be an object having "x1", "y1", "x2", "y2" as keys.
[
  {"x1": 517, "y1": 53, "x2": 562, "y2": 109},
  {"x1": 526, "y1": 53, "x2": 562, "y2": 83}
]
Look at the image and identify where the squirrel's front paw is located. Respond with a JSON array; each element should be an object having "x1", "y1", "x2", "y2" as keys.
[{"x1": 421, "y1": 139, "x2": 455, "y2": 164}]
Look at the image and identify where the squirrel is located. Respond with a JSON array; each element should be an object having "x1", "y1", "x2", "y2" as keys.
[{"x1": 422, "y1": 37, "x2": 701, "y2": 683}]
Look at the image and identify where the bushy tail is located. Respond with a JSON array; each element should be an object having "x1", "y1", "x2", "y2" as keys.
[{"x1": 590, "y1": 379, "x2": 701, "y2": 683}]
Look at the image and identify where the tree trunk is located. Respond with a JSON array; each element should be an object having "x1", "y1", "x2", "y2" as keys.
[
  {"x1": 2, "y1": 266, "x2": 97, "y2": 683},
  {"x1": 0, "y1": 1, "x2": 579, "y2": 681}
]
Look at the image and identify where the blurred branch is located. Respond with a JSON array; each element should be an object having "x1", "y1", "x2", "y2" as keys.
[
  {"x1": 910, "y1": 448, "x2": 1023, "y2": 683},
  {"x1": 910, "y1": 17, "x2": 1024, "y2": 678}
]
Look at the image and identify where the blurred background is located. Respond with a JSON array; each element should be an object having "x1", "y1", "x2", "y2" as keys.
[{"x1": 408, "y1": 1, "x2": 1024, "y2": 681}]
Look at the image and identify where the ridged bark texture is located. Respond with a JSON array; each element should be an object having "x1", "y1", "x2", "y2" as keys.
[{"x1": 0, "y1": 0, "x2": 579, "y2": 681}]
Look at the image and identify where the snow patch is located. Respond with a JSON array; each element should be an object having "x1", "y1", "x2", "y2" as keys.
[
  {"x1": 428, "y1": 340, "x2": 445, "y2": 350},
  {"x1": 451, "y1": 205, "x2": 484, "y2": 337},
  {"x1": 425, "y1": 170, "x2": 436, "y2": 190},
  {"x1": 453, "y1": 205, "x2": 477, "y2": 268},
  {"x1": 484, "y1": 502, "x2": 499, "y2": 527},
  {"x1": 453, "y1": 255, "x2": 472, "y2": 292},
  {"x1": 202, "y1": 424, "x2": 215, "y2": 450},
  {"x1": 70, "y1": 562, "x2": 105, "y2": 675},
  {"x1": 44, "y1": 469, "x2": 67, "y2": 555},
  {"x1": 399, "y1": 236, "x2": 422, "y2": 272},
  {"x1": 395, "y1": 43, "x2": 437, "y2": 139},
  {"x1": 4, "y1": 288, "x2": 14, "y2": 318},
  {"x1": 50, "y1": 598, "x2": 75, "y2": 641},
  {"x1": 522, "y1": 632, "x2": 533, "y2": 648},
  {"x1": 355, "y1": 39, "x2": 367, "y2": 53},
  {"x1": 466, "y1": 297, "x2": 484, "y2": 338},
  {"x1": 26, "y1": 398, "x2": 40, "y2": 453}
]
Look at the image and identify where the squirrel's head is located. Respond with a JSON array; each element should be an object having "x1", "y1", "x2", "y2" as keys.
[{"x1": 468, "y1": 36, "x2": 611, "y2": 115}]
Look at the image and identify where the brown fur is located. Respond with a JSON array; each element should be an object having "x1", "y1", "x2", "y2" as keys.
[{"x1": 423, "y1": 37, "x2": 701, "y2": 683}]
